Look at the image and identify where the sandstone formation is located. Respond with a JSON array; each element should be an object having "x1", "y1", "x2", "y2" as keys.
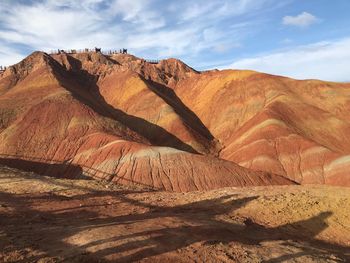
[
  {"x1": 174, "y1": 70, "x2": 350, "y2": 186},
  {"x1": 0, "y1": 50, "x2": 349, "y2": 189}
]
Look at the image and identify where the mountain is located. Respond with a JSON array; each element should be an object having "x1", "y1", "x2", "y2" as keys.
[
  {"x1": 0, "y1": 50, "x2": 348, "y2": 190},
  {"x1": 174, "y1": 70, "x2": 350, "y2": 186}
]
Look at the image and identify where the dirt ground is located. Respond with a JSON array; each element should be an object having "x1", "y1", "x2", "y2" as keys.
[{"x1": 0, "y1": 165, "x2": 349, "y2": 263}]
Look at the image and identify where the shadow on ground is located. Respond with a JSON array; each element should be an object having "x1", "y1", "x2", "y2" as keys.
[{"x1": 0, "y1": 177, "x2": 349, "y2": 262}]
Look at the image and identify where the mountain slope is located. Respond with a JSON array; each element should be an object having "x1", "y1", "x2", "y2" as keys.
[
  {"x1": 1, "y1": 50, "x2": 349, "y2": 188},
  {"x1": 0, "y1": 51, "x2": 293, "y2": 191},
  {"x1": 174, "y1": 70, "x2": 350, "y2": 185}
]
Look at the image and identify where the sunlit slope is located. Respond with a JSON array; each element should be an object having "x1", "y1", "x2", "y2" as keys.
[
  {"x1": 0, "y1": 52, "x2": 293, "y2": 191},
  {"x1": 175, "y1": 70, "x2": 350, "y2": 185}
]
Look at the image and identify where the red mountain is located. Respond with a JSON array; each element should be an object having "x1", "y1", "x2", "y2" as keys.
[{"x1": 1, "y1": 50, "x2": 348, "y2": 190}]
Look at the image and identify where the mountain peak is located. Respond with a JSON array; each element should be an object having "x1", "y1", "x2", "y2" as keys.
[
  {"x1": 48, "y1": 51, "x2": 199, "y2": 87},
  {"x1": 1, "y1": 48, "x2": 350, "y2": 190},
  {"x1": 0, "y1": 51, "x2": 62, "y2": 92},
  {"x1": 8, "y1": 51, "x2": 53, "y2": 73}
]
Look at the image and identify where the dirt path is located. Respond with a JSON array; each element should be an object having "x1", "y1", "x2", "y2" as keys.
[{"x1": 0, "y1": 166, "x2": 349, "y2": 262}]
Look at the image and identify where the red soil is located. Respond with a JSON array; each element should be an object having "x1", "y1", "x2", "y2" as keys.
[{"x1": 1, "y1": 50, "x2": 349, "y2": 189}]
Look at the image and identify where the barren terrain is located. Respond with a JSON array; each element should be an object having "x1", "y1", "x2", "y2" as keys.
[
  {"x1": 1, "y1": 51, "x2": 350, "y2": 262},
  {"x1": 1, "y1": 165, "x2": 349, "y2": 262},
  {"x1": 1, "y1": 51, "x2": 350, "y2": 190}
]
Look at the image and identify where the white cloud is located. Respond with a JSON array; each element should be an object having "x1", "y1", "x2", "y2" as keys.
[
  {"x1": 110, "y1": 0, "x2": 147, "y2": 20},
  {"x1": 179, "y1": 0, "x2": 275, "y2": 22},
  {"x1": 0, "y1": 0, "x2": 268, "y2": 66},
  {"x1": 225, "y1": 38, "x2": 350, "y2": 82},
  {"x1": 0, "y1": 0, "x2": 291, "y2": 67},
  {"x1": 109, "y1": 0, "x2": 165, "y2": 30},
  {"x1": 0, "y1": 46, "x2": 25, "y2": 66},
  {"x1": 0, "y1": 1, "x2": 117, "y2": 50},
  {"x1": 181, "y1": 2, "x2": 217, "y2": 21},
  {"x1": 0, "y1": 0, "x2": 164, "y2": 62},
  {"x1": 283, "y1": 12, "x2": 319, "y2": 27}
]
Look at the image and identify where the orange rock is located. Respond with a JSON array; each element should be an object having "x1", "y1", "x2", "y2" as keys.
[
  {"x1": 3, "y1": 50, "x2": 349, "y2": 190},
  {"x1": 175, "y1": 70, "x2": 350, "y2": 186}
]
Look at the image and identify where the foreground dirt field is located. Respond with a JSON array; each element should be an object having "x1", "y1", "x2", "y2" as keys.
[{"x1": 0, "y1": 166, "x2": 349, "y2": 262}]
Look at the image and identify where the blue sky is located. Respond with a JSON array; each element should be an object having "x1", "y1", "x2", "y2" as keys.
[{"x1": 0, "y1": 0, "x2": 350, "y2": 81}]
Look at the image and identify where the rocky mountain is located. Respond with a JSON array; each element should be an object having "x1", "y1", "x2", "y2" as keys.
[
  {"x1": 0, "y1": 50, "x2": 348, "y2": 190},
  {"x1": 174, "y1": 70, "x2": 350, "y2": 186}
]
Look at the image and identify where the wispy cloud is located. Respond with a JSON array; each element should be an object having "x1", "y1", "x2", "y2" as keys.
[
  {"x1": 225, "y1": 38, "x2": 350, "y2": 82},
  {"x1": 0, "y1": 45, "x2": 25, "y2": 66},
  {"x1": 0, "y1": 0, "x2": 278, "y2": 66},
  {"x1": 2, "y1": 0, "x2": 347, "y2": 82},
  {"x1": 283, "y1": 12, "x2": 319, "y2": 27}
]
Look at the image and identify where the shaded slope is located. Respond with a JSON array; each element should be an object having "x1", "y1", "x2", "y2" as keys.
[
  {"x1": 54, "y1": 54, "x2": 198, "y2": 153},
  {"x1": 0, "y1": 51, "x2": 293, "y2": 191},
  {"x1": 53, "y1": 52, "x2": 217, "y2": 154}
]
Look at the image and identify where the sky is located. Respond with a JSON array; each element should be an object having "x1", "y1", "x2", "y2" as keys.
[{"x1": 0, "y1": 0, "x2": 350, "y2": 81}]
